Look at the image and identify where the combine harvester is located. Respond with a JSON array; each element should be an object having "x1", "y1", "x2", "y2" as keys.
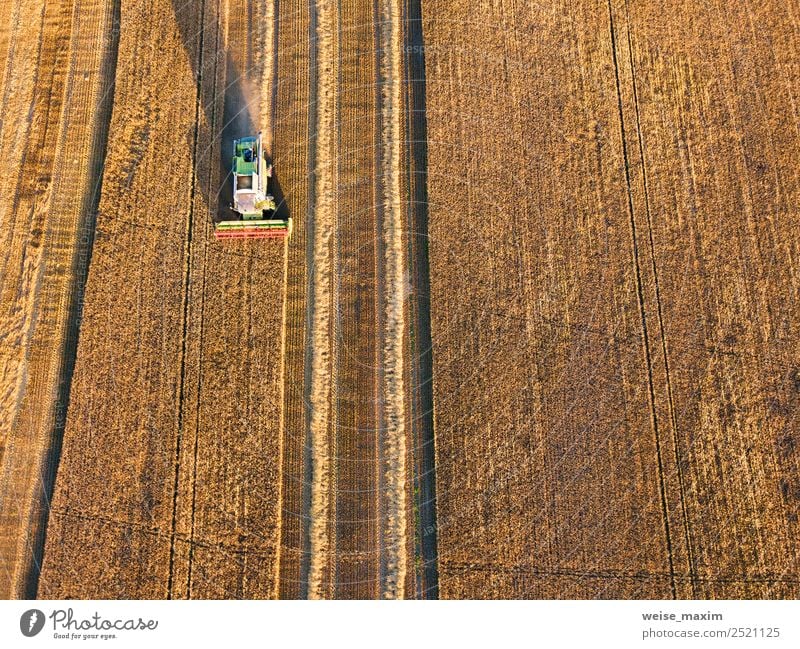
[{"x1": 215, "y1": 131, "x2": 292, "y2": 239}]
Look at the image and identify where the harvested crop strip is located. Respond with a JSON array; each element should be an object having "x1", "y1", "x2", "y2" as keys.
[
  {"x1": 306, "y1": 0, "x2": 338, "y2": 600},
  {"x1": 377, "y1": 0, "x2": 407, "y2": 599}
]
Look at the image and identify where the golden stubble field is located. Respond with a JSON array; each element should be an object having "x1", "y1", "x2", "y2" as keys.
[
  {"x1": 423, "y1": 0, "x2": 799, "y2": 598},
  {"x1": 0, "y1": 0, "x2": 797, "y2": 599}
]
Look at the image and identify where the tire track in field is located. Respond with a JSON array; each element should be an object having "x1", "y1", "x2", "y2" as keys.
[
  {"x1": 306, "y1": 0, "x2": 337, "y2": 600},
  {"x1": 606, "y1": 0, "x2": 677, "y2": 598},
  {"x1": 183, "y1": 0, "x2": 223, "y2": 598},
  {"x1": 619, "y1": 0, "x2": 696, "y2": 596},
  {"x1": 166, "y1": 0, "x2": 208, "y2": 599},
  {"x1": 376, "y1": 0, "x2": 407, "y2": 599}
]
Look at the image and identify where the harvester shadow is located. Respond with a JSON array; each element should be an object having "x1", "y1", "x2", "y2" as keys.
[
  {"x1": 404, "y1": 1, "x2": 439, "y2": 600},
  {"x1": 215, "y1": 53, "x2": 259, "y2": 223}
]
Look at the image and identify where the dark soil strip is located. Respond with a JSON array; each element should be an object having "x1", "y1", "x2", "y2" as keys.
[{"x1": 402, "y1": 2, "x2": 438, "y2": 599}]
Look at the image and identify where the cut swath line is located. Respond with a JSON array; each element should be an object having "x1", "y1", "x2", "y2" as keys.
[
  {"x1": 377, "y1": 0, "x2": 408, "y2": 599},
  {"x1": 306, "y1": 0, "x2": 337, "y2": 600}
]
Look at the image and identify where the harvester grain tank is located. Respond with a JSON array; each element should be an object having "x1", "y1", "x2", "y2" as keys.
[{"x1": 214, "y1": 131, "x2": 292, "y2": 239}]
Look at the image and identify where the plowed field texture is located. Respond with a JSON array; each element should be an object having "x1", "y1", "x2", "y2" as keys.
[{"x1": 0, "y1": 0, "x2": 797, "y2": 599}]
